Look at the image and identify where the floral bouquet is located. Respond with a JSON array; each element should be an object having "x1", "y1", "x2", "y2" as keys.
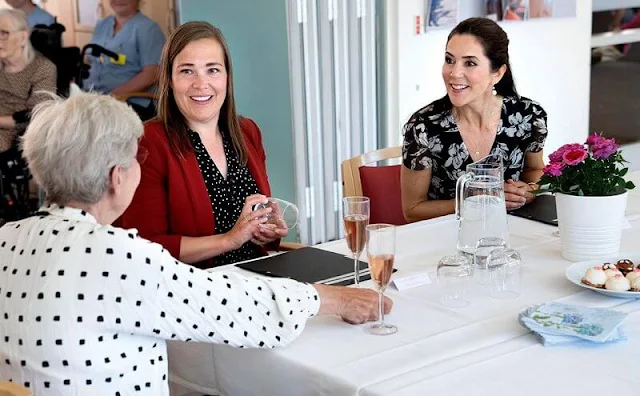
[{"x1": 538, "y1": 133, "x2": 635, "y2": 196}]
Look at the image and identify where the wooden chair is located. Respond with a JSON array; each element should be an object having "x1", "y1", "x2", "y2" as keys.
[
  {"x1": 0, "y1": 382, "x2": 32, "y2": 396},
  {"x1": 114, "y1": 92, "x2": 159, "y2": 122},
  {"x1": 113, "y1": 92, "x2": 159, "y2": 102},
  {"x1": 341, "y1": 146, "x2": 407, "y2": 225}
]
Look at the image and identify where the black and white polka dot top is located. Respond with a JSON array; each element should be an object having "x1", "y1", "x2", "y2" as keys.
[
  {"x1": 0, "y1": 204, "x2": 320, "y2": 395},
  {"x1": 188, "y1": 130, "x2": 263, "y2": 267}
]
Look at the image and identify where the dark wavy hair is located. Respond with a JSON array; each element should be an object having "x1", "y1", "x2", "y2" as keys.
[{"x1": 447, "y1": 17, "x2": 518, "y2": 98}]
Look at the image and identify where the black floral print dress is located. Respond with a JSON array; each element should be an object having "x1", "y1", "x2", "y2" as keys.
[{"x1": 402, "y1": 96, "x2": 548, "y2": 200}]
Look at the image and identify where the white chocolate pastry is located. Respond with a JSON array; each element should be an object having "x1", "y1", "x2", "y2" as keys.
[
  {"x1": 605, "y1": 274, "x2": 631, "y2": 291},
  {"x1": 626, "y1": 269, "x2": 640, "y2": 283},
  {"x1": 582, "y1": 266, "x2": 608, "y2": 288},
  {"x1": 604, "y1": 268, "x2": 622, "y2": 279},
  {"x1": 632, "y1": 277, "x2": 640, "y2": 292}
]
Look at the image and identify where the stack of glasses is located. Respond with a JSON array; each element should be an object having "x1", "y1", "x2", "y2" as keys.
[{"x1": 519, "y1": 303, "x2": 628, "y2": 346}]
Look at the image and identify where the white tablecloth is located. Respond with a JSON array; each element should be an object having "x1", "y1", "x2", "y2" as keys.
[{"x1": 172, "y1": 173, "x2": 640, "y2": 396}]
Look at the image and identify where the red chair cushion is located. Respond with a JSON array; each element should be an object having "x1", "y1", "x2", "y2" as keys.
[{"x1": 359, "y1": 164, "x2": 407, "y2": 225}]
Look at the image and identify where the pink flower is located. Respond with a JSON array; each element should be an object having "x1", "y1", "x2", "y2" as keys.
[
  {"x1": 548, "y1": 143, "x2": 585, "y2": 163},
  {"x1": 543, "y1": 162, "x2": 565, "y2": 176},
  {"x1": 586, "y1": 132, "x2": 619, "y2": 160},
  {"x1": 592, "y1": 139, "x2": 619, "y2": 160},
  {"x1": 562, "y1": 148, "x2": 588, "y2": 166},
  {"x1": 586, "y1": 132, "x2": 606, "y2": 146}
]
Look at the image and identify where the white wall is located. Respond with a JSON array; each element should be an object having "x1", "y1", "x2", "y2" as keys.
[{"x1": 383, "y1": 0, "x2": 593, "y2": 158}]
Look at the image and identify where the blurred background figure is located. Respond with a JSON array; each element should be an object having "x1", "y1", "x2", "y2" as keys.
[
  {"x1": 0, "y1": 8, "x2": 56, "y2": 221},
  {"x1": 5, "y1": 0, "x2": 54, "y2": 28},
  {"x1": 83, "y1": 0, "x2": 164, "y2": 120},
  {"x1": 0, "y1": 8, "x2": 55, "y2": 157}
]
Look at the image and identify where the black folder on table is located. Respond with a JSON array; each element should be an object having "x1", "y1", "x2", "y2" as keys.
[
  {"x1": 509, "y1": 194, "x2": 558, "y2": 226},
  {"x1": 236, "y1": 247, "x2": 382, "y2": 286}
]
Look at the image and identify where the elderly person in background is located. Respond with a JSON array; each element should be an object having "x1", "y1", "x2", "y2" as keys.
[
  {"x1": 0, "y1": 8, "x2": 56, "y2": 159},
  {"x1": 84, "y1": 0, "x2": 164, "y2": 120},
  {"x1": 0, "y1": 91, "x2": 392, "y2": 395},
  {"x1": 5, "y1": 0, "x2": 55, "y2": 28},
  {"x1": 122, "y1": 22, "x2": 287, "y2": 268}
]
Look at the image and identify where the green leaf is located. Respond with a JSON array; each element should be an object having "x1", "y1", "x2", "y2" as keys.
[
  {"x1": 626, "y1": 181, "x2": 636, "y2": 190},
  {"x1": 619, "y1": 168, "x2": 628, "y2": 177}
]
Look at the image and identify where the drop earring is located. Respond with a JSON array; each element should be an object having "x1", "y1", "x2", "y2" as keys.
[{"x1": 492, "y1": 86, "x2": 497, "y2": 96}]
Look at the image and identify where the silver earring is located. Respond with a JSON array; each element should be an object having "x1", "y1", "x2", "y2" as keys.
[{"x1": 492, "y1": 86, "x2": 497, "y2": 96}]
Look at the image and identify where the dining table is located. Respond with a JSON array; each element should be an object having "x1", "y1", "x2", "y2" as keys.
[{"x1": 168, "y1": 172, "x2": 640, "y2": 396}]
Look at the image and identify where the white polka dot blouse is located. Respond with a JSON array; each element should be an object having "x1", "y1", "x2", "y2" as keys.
[{"x1": 0, "y1": 204, "x2": 320, "y2": 395}]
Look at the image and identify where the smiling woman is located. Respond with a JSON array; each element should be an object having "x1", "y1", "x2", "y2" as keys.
[
  {"x1": 121, "y1": 21, "x2": 286, "y2": 269},
  {"x1": 400, "y1": 17, "x2": 548, "y2": 222}
]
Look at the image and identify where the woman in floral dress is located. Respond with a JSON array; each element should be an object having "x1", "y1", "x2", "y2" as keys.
[{"x1": 401, "y1": 17, "x2": 547, "y2": 222}]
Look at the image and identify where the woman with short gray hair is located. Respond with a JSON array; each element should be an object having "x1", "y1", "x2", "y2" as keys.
[
  {"x1": 0, "y1": 92, "x2": 392, "y2": 395},
  {"x1": 0, "y1": 8, "x2": 56, "y2": 154},
  {"x1": 23, "y1": 90, "x2": 143, "y2": 208}
]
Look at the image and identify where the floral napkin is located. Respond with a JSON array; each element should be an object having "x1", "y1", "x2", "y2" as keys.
[{"x1": 519, "y1": 303, "x2": 628, "y2": 346}]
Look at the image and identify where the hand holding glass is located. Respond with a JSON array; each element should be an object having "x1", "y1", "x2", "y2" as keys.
[
  {"x1": 366, "y1": 224, "x2": 397, "y2": 335},
  {"x1": 253, "y1": 198, "x2": 299, "y2": 230},
  {"x1": 343, "y1": 197, "x2": 370, "y2": 286}
]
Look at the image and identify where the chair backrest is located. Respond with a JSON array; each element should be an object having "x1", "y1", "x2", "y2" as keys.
[
  {"x1": 341, "y1": 146, "x2": 407, "y2": 225},
  {"x1": 0, "y1": 381, "x2": 32, "y2": 396}
]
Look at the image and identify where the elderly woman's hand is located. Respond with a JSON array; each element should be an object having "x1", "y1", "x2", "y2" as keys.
[
  {"x1": 504, "y1": 179, "x2": 535, "y2": 210},
  {"x1": 313, "y1": 284, "x2": 393, "y2": 324}
]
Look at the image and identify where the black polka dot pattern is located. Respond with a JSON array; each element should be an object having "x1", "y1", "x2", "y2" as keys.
[
  {"x1": 0, "y1": 204, "x2": 320, "y2": 394},
  {"x1": 188, "y1": 130, "x2": 262, "y2": 266}
]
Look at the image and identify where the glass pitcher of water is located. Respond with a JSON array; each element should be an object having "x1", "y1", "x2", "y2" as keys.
[{"x1": 455, "y1": 154, "x2": 509, "y2": 258}]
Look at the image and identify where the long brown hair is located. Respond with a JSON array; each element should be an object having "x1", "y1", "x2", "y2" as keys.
[{"x1": 156, "y1": 21, "x2": 247, "y2": 163}]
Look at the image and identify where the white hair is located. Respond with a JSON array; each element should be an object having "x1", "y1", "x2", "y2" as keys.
[
  {"x1": 21, "y1": 92, "x2": 143, "y2": 205},
  {"x1": 0, "y1": 8, "x2": 35, "y2": 70}
]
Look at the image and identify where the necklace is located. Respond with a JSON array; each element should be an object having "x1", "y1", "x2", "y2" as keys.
[{"x1": 452, "y1": 103, "x2": 501, "y2": 159}]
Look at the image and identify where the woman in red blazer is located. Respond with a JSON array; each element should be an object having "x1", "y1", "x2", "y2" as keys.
[{"x1": 121, "y1": 22, "x2": 287, "y2": 269}]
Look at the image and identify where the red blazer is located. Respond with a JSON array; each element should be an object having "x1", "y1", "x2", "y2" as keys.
[{"x1": 121, "y1": 118, "x2": 273, "y2": 269}]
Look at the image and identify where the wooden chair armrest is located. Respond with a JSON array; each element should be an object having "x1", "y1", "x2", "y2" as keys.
[
  {"x1": 0, "y1": 381, "x2": 33, "y2": 396},
  {"x1": 278, "y1": 241, "x2": 308, "y2": 251},
  {"x1": 113, "y1": 92, "x2": 158, "y2": 102}
]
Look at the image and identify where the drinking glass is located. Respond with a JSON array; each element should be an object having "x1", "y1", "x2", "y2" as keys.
[
  {"x1": 343, "y1": 196, "x2": 370, "y2": 286},
  {"x1": 487, "y1": 248, "x2": 522, "y2": 300},
  {"x1": 366, "y1": 224, "x2": 397, "y2": 335},
  {"x1": 254, "y1": 197, "x2": 299, "y2": 229},
  {"x1": 474, "y1": 237, "x2": 508, "y2": 286},
  {"x1": 437, "y1": 254, "x2": 473, "y2": 308}
]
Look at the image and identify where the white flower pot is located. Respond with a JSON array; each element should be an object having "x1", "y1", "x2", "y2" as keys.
[{"x1": 555, "y1": 192, "x2": 628, "y2": 262}]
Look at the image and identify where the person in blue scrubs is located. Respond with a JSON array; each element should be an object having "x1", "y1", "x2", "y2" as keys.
[
  {"x1": 84, "y1": 0, "x2": 165, "y2": 119},
  {"x1": 5, "y1": 0, "x2": 55, "y2": 28}
]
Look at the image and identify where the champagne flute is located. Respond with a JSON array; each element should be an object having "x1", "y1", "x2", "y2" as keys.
[
  {"x1": 366, "y1": 224, "x2": 397, "y2": 335},
  {"x1": 343, "y1": 197, "x2": 370, "y2": 286}
]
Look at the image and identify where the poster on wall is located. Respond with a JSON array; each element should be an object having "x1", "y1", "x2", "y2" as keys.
[
  {"x1": 503, "y1": 0, "x2": 528, "y2": 21},
  {"x1": 486, "y1": 0, "x2": 503, "y2": 21},
  {"x1": 529, "y1": 0, "x2": 553, "y2": 19},
  {"x1": 426, "y1": 0, "x2": 459, "y2": 30}
]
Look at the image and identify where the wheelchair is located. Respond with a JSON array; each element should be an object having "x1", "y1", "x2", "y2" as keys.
[{"x1": 0, "y1": 25, "x2": 157, "y2": 224}]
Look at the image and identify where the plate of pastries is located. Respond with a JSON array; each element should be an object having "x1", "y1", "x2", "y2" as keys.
[{"x1": 565, "y1": 258, "x2": 640, "y2": 299}]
